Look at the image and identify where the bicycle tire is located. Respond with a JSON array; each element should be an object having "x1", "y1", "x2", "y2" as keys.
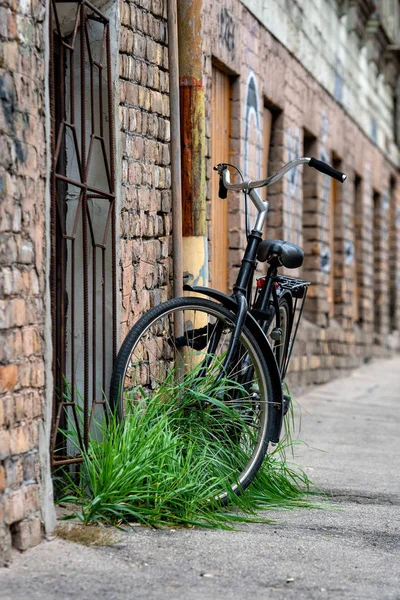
[{"x1": 110, "y1": 296, "x2": 276, "y2": 503}]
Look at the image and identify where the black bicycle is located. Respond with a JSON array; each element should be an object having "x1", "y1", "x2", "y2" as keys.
[{"x1": 110, "y1": 156, "x2": 347, "y2": 501}]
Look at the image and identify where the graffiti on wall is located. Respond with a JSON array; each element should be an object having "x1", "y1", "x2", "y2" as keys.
[
  {"x1": 382, "y1": 190, "x2": 389, "y2": 212},
  {"x1": 244, "y1": 72, "x2": 261, "y2": 230},
  {"x1": 218, "y1": 8, "x2": 235, "y2": 58},
  {"x1": 381, "y1": 190, "x2": 389, "y2": 241},
  {"x1": 343, "y1": 178, "x2": 354, "y2": 266},
  {"x1": 285, "y1": 127, "x2": 300, "y2": 244},
  {"x1": 244, "y1": 71, "x2": 261, "y2": 179},
  {"x1": 320, "y1": 114, "x2": 331, "y2": 273},
  {"x1": 345, "y1": 240, "x2": 355, "y2": 265},
  {"x1": 396, "y1": 205, "x2": 400, "y2": 226}
]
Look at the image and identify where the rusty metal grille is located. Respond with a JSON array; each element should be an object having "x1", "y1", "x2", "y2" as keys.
[{"x1": 50, "y1": 0, "x2": 116, "y2": 465}]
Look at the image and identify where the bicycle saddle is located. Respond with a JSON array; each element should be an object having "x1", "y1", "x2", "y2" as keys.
[{"x1": 257, "y1": 239, "x2": 304, "y2": 269}]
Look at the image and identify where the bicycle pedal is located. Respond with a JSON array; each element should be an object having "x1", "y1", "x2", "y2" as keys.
[
  {"x1": 283, "y1": 393, "x2": 291, "y2": 416},
  {"x1": 270, "y1": 327, "x2": 282, "y2": 341}
]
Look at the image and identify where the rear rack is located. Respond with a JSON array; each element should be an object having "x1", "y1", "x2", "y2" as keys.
[
  {"x1": 274, "y1": 275, "x2": 311, "y2": 380},
  {"x1": 274, "y1": 275, "x2": 310, "y2": 298}
]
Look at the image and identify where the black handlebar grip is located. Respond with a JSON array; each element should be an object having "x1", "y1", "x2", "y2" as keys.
[
  {"x1": 218, "y1": 174, "x2": 228, "y2": 199},
  {"x1": 308, "y1": 157, "x2": 347, "y2": 183}
]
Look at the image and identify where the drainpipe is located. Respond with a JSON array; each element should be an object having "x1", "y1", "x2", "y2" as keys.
[
  {"x1": 177, "y1": 0, "x2": 208, "y2": 288},
  {"x1": 167, "y1": 0, "x2": 183, "y2": 298}
]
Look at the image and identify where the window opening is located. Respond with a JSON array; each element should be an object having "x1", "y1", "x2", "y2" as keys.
[
  {"x1": 353, "y1": 174, "x2": 363, "y2": 324},
  {"x1": 302, "y1": 131, "x2": 318, "y2": 321},
  {"x1": 328, "y1": 157, "x2": 342, "y2": 319},
  {"x1": 389, "y1": 177, "x2": 397, "y2": 332},
  {"x1": 50, "y1": 0, "x2": 116, "y2": 465},
  {"x1": 373, "y1": 191, "x2": 382, "y2": 336}
]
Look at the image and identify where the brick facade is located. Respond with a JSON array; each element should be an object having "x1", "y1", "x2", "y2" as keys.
[
  {"x1": 203, "y1": 0, "x2": 400, "y2": 391},
  {"x1": 1, "y1": 0, "x2": 400, "y2": 561},
  {"x1": 0, "y1": 0, "x2": 51, "y2": 564},
  {"x1": 119, "y1": 0, "x2": 172, "y2": 341}
]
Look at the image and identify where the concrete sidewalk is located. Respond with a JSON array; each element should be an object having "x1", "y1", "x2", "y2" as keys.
[{"x1": 1, "y1": 357, "x2": 399, "y2": 599}]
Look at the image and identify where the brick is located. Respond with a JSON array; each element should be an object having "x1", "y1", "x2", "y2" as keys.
[
  {"x1": 0, "y1": 267, "x2": 13, "y2": 295},
  {"x1": 0, "y1": 429, "x2": 10, "y2": 460},
  {"x1": 18, "y1": 240, "x2": 34, "y2": 264},
  {"x1": 24, "y1": 484, "x2": 39, "y2": 513},
  {"x1": 4, "y1": 488, "x2": 25, "y2": 524},
  {"x1": 0, "y1": 298, "x2": 26, "y2": 328},
  {"x1": 132, "y1": 32, "x2": 146, "y2": 58},
  {"x1": 0, "y1": 364, "x2": 18, "y2": 392},
  {"x1": 11, "y1": 516, "x2": 41, "y2": 551},
  {"x1": 138, "y1": 86, "x2": 150, "y2": 110},
  {"x1": 4, "y1": 457, "x2": 23, "y2": 488},
  {"x1": 23, "y1": 453, "x2": 35, "y2": 484},
  {"x1": 151, "y1": 0, "x2": 163, "y2": 17},
  {"x1": 150, "y1": 90, "x2": 162, "y2": 114},
  {"x1": 0, "y1": 465, "x2": 5, "y2": 493},
  {"x1": 10, "y1": 426, "x2": 29, "y2": 455},
  {"x1": 120, "y1": 27, "x2": 133, "y2": 53},
  {"x1": 125, "y1": 82, "x2": 139, "y2": 106},
  {"x1": 120, "y1": 2, "x2": 131, "y2": 27},
  {"x1": 0, "y1": 235, "x2": 18, "y2": 264},
  {"x1": 14, "y1": 393, "x2": 26, "y2": 421}
]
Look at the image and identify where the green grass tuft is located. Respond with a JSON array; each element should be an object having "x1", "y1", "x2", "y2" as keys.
[{"x1": 57, "y1": 365, "x2": 319, "y2": 529}]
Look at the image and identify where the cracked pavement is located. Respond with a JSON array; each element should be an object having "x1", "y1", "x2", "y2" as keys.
[{"x1": 1, "y1": 356, "x2": 399, "y2": 599}]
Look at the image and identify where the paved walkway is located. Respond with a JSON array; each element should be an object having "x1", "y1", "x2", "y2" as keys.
[{"x1": 1, "y1": 357, "x2": 400, "y2": 599}]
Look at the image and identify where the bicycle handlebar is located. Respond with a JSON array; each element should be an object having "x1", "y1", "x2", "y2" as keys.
[
  {"x1": 308, "y1": 157, "x2": 347, "y2": 182},
  {"x1": 215, "y1": 157, "x2": 347, "y2": 199}
]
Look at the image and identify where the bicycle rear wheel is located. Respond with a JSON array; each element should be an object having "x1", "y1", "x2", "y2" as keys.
[{"x1": 110, "y1": 296, "x2": 276, "y2": 502}]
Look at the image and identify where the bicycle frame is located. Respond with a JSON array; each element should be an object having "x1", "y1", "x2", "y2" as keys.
[
  {"x1": 210, "y1": 162, "x2": 304, "y2": 375},
  {"x1": 185, "y1": 156, "x2": 346, "y2": 415}
]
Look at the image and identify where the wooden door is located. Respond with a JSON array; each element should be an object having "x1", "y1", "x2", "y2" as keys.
[{"x1": 211, "y1": 67, "x2": 230, "y2": 293}]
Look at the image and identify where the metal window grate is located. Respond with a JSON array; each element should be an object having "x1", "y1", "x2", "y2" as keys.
[{"x1": 50, "y1": 0, "x2": 116, "y2": 466}]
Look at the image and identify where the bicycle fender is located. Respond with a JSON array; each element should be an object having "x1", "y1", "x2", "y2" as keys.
[
  {"x1": 277, "y1": 290, "x2": 294, "y2": 327},
  {"x1": 183, "y1": 284, "x2": 283, "y2": 443}
]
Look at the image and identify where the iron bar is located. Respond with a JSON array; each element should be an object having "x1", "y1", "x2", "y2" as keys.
[
  {"x1": 92, "y1": 241, "x2": 97, "y2": 422},
  {"x1": 80, "y1": 3, "x2": 90, "y2": 450},
  {"x1": 102, "y1": 247, "x2": 106, "y2": 395},
  {"x1": 49, "y1": 0, "x2": 57, "y2": 437},
  {"x1": 55, "y1": 174, "x2": 114, "y2": 198},
  {"x1": 71, "y1": 240, "x2": 75, "y2": 404},
  {"x1": 106, "y1": 22, "x2": 117, "y2": 362}
]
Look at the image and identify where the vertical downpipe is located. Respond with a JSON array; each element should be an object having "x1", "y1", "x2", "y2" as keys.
[
  {"x1": 177, "y1": 0, "x2": 208, "y2": 289},
  {"x1": 167, "y1": 0, "x2": 183, "y2": 298}
]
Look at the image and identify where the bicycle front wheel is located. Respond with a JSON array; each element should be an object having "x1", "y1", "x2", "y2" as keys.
[{"x1": 110, "y1": 296, "x2": 276, "y2": 502}]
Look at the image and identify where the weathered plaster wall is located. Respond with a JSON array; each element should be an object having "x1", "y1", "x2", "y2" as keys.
[{"x1": 242, "y1": 0, "x2": 400, "y2": 168}]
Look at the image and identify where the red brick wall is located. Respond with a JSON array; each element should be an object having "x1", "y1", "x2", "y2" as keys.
[
  {"x1": 203, "y1": 0, "x2": 400, "y2": 391},
  {"x1": 118, "y1": 0, "x2": 172, "y2": 339},
  {"x1": 1, "y1": 0, "x2": 399, "y2": 563},
  {"x1": 0, "y1": 0, "x2": 49, "y2": 563}
]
